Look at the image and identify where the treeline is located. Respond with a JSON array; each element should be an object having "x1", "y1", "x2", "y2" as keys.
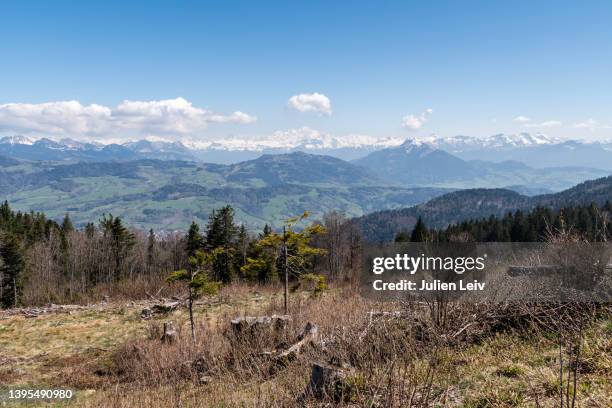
[
  {"x1": 395, "y1": 202, "x2": 612, "y2": 243},
  {"x1": 0, "y1": 202, "x2": 361, "y2": 308}
]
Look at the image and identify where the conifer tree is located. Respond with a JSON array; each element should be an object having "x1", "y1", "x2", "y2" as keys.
[
  {"x1": 167, "y1": 250, "x2": 220, "y2": 341},
  {"x1": 394, "y1": 230, "x2": 411, "y2": 243},
  {"x1": 99, "y1": 214, "x2": 135, "y2": 281},
  {"x1": 186, "y1": 222, "x2": 204, "y2": 258},
  {"x1": 61, "y1": 213, "x2": 74, "y2": 233},
  {"x1": 0, "y1": 235, "x2": 24, "y2": 308},
  {"x1": 411, "y1": 217, "x2": 428, "y2": 242},
  {"x1": 241, "y1": 212, "x2": 326, "y2": 313},
  {"x1": 60, "y1": 213, "x2": 74, "y2": 299},
  {"x1": 205, "y1": 206, "x2": 238, "y2": 282},
  {"x1": 261, "y1": 223, "x2": 272, "y2": 238}
]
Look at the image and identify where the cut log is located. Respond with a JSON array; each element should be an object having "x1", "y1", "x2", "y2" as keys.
[
  {"x1": 141, "y1": 301, "x2": 181, "y2": 319},
  {"x1": 1, "y1": 304, "x2": 88, "y2": 317},
  {"x1": 275, "y1": 322, "x2": 318, "y2": 363},
  {"x1": 151, "y1": 301, "x2": 181, "y2": 314},
  {"x1": 161, "y1": 321, "x2": 178, "y2": 343},
  {"x1": 231, "y1": 314, "x2": 291, "y2": 336}
]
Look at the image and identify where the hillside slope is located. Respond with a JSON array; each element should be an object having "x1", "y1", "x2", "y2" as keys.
[
  {"x1": 0, "y1": 154, "x2": 449, "y2": 230},
  {"x1": 355, "y1": 176, "x2": 612, "y2": 242}
]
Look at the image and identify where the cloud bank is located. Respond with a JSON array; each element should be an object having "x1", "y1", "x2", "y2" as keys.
[
  {"x1": 523, "y1": 120, "x2": 562, "y2": 128},
  {"x1": 401, "y1": 108, "x2": 433, "y2": 130},
  {"x1": 572, "y1": 118, "x2": 611, "y2": 131},
  {"x1": 0, "y1": 97, "x2": 256, "y2": 139},
  {"x1": 288, "y1": 93, "x2": 332, "y2": 115},
  {"x1": 514, "y1": 115, "x2": 562, "y2": 129},
  {"x1": 513, "y1": 115, "x2": 531, "y2": 123}
]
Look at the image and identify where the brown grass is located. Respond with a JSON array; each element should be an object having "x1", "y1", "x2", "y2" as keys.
[{"x1": 1, "y1": 284, "x2": 611, "y2": 407}]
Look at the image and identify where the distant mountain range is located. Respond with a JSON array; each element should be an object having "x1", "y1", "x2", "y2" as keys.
[
  {"x1": 412, "y1": 133, "x2": 612, "y2": 171},
  {"x1": 354, "y1": 175, "x2": 612, "y2": 242},
  {"x1": 3, "y1": 132, "x2": 612, "y2": 168},
  {"x1": 0, "y1": 135, "x2": 196, "y2": 162},
  {"x1": 2, "y1": 134, "x2": 610, "y2": 192},
  {"x1": 1, "y1": 133, "x2": 611, "y2": 231},
  {"x1": 352, "y1": 139, "x2": 609, "y2": 191}
]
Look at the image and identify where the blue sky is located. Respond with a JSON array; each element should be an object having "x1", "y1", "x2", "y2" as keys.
[{"x1": 1, "y1": 0, "x2": 612, "y2": 142}]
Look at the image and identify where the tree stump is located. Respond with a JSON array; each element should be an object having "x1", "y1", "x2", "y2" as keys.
[
  {"x1": 230, "y1": 314, "x2": 291, "y2": 337},
  {"x1": 161, "y1": 321, "x2": 178, "y2": 343},
  {"x1": 308, "y1": 361, "x2": 357, "y2": 402},
  {"x1": 140, "y1": 307, "x2": 153, "y2": 319}
]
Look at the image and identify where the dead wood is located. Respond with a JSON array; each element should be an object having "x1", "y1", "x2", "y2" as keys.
[{"x1": 275, "y1": 321, "x2": 318, "y2": 363}]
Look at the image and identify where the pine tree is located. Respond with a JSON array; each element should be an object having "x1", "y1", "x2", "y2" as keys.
[
  {"x1": 99, "y1": 214, "x2": 135, "y2": 281},
  {"x1": 186, "y1": 222, "x2": 204, "y2": 258},
  {"x1": 241, "y1": 212, "x2": 326, "y2": 313},
  {"x1": 0, "y1": 201, "x2": 12, "y2": 229},
  {"x1": 60, "y1": 214, "x2": 73, "y2": 299},
  {"x1": 61, "y1": 213, "x2": 74, "y2": 233},
  {"x1": 411, "y1": 217, "x2": 428, "y2": 242},
  {"x1": 394, "y1": 230, "x2": 411, "y2": 243},
  {"x1": 205, "y1": 206, "x2": 238, "y2": 282},
  {"x1": 206, "y1": 206, "x2": 238, "y2": 248},
  {"x1": 261, "y1": 224, "x2": 272, "y2": 238},
  {"x1": 0, "y1": 235, "x2": 24, "y2": 308},
  {"x1": 167, "y1": 250, "x2": 220, "y2": 341}
]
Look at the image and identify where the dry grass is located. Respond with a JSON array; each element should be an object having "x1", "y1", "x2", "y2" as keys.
[{"x1": 1, "y1": 284, "x2": 611, "y2": 407}]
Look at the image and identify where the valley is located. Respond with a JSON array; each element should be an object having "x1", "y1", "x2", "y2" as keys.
[{"x1": 1, "y1": 134, "x2": 611, "y2": 232}]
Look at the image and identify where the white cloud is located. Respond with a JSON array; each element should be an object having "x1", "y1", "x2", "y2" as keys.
[
  {"x1": 514, "y1": 115, "x2": 531, "y2": 123},
  {"x1": 572, "y1": 118, "x2": 611, "y2": 131},
  {"x1": 523, "y1": 120, "x2": 562, "y2": 128},
  {"x1": 0, "y1": 97, "x2": 256, "y2": 139},
  {"x1": 401, "y1": 108, "x2": 433, "y2": 130},
  {"x1": 288, "y1": 93, "x2": 332, "y2": 115}
]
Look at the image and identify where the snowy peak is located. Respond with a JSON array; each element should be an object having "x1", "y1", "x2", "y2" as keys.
[
  {"x1": 0, "y1": 135, "x2": 36, "y2": 145},
  {"x1": 399, "y1": 138, "x2": 438, "y2": 156},
  {"x1": 413, "y1": 133, "x2": 561, "y2": 152},
  {"x1": 0, "y1": 131, "x2": 562, "y2": 154},
  {"x1": 182, "y1": 128, "x2": 405, "y2": 152}
]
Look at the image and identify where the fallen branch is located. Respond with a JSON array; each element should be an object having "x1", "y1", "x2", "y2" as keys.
[
  {"x1": 275, "y1": 322, "x2": 318, "y2": 363},
  {"x1": 141, "y1": 301, "x2": 183, "y2": 319}
]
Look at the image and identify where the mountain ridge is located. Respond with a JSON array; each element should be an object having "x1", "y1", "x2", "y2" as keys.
[
  {"x1": 354, "y1": 175, "x2": 612, "y2": 242},
  {"x1": 352, "y1": 139, "x2": 609, "y2": 190},
  {"x1": 3, "y1": 132, "x2": 611, "y2": 166}
]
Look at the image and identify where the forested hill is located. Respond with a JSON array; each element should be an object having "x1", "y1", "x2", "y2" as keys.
[
  {"x1": 0, "y1": 153, "x2": 450, "y2": 230},
  {"x1": 354, "y1": 175, "x2": 612, "y2": 242}
]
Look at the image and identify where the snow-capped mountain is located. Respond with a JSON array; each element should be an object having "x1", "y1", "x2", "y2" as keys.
[
  {"x1": 181, "y1": 127, "x2": 404, "y2": 151},
  {"x1": 0, "y1": 136, "x2": 190, "y2": 162},
  {"x1": 412, "y1": 133, "x2": 561, "y2": 152},
  {"x1": 0, "y1": 135, "x2": 36, "y2": 145},
  {"x1": 408, "y1": 134, "x2": 612, "y2": 170},
  {"x1": 175, "y1": 128, "x2": 407, "y2": 162},
  {"x1": 1, "y1": 132, "x2": 612, "y2": 169}
]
